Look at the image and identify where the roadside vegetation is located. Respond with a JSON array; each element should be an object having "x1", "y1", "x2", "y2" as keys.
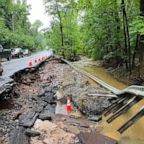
[
  {"x1": 44, "y1": 0, "x2": 144, "y2": 78},
  {"x1": 0, "y1": 0, "x2": 47, "y2": 50}
]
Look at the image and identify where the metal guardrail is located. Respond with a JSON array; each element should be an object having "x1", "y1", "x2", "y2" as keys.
[
  {"x1": 61, "y1": 58, "x2": 144, "y2": 98},
  {"x1": 118, "y1": 85, "x2": 144, "y2": 97},
  {"x1": 61, "y1": 58, "x2": 144, "y2": 134},
  {"x1": 61, "y1": 58, "x2": 120, "y2": 93}
]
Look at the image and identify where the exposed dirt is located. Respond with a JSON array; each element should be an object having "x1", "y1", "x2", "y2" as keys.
[
  {"x1": 0, "y1": 60, "x2": 69, "y2": 144},
  {"x1": 60, "y1": 68, "x2": 113, "y2": 116},
  {"x1": 0, "y1": 59, "x2": 115, "y2": 144},
  {"x1": 107, "y1": 67, "x2": 144, "y2": 86},
  {"x1": 75, "y1": 56, "x2": 144, "y2": 87}
]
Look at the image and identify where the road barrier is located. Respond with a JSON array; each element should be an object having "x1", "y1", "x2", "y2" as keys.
[
  {"x1": 28, "y1": 60, "x2": 33, "y2": 67},
  {"x1": 66, "y1": 97, "x2": 72, "y2": 112}
]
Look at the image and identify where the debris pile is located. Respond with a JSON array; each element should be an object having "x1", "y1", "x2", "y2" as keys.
[
  {"x1": 61, "y1": 69, "x2": 114, "y2": 116},
  {"x1": 0, "y1": 59, "x2": 117, "y2": 144}
]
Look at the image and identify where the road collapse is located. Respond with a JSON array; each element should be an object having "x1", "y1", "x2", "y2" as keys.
[{"x1": 0, "y1": 58, "x2": 118, "y2": 144}]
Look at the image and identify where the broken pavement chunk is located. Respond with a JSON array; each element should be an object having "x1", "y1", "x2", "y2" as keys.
[
  {"x1": 25, "y1": 129, "x2": 40, "y2": 137},
  {"x1": 19, "y1": 112, "x2": 38, "y2": 128},
  {"x1": 88, "y1": 115, "x2": 102, "y2": 122},
  {"x1": 9, "y1": 127, "x2": 30, "y2": 144}
]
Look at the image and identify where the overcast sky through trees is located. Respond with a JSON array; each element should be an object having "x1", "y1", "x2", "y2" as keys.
[{"x1": 27, "y1": 0, "x2": 52, "y2": 29}]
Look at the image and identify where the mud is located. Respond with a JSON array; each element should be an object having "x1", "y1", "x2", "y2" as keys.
[
  {"x1": 0, "y1": 60, "x2": 69, "y2": 144},
  {"x1": 0, "y1": 59, "x2": 114, "y2": 144},
  {"x1": 60, "y1": 69, "x2": 113, "y2": 116}
]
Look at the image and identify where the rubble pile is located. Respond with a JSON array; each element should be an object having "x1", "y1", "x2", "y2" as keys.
[
  {"x1": 61, "y1": 69, "x2": 114, "y2": 116},
  {"x1": 0, "y1": 60, "x2": 68, "y2": 144},
  {"x1": 0, "y1": 59, "x2": 117, "y2": 144}
]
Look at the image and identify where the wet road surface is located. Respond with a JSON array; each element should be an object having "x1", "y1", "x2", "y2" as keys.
[{"x1": 0, "y1": 50, "x2": 53, "y2": 92}]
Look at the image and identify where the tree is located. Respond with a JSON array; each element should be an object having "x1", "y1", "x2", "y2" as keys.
[
  {"x1": 44, "y1": 0, "x2": 82, "y2": 59},
  {"x1": 138, "y1": 0, "x2": 144, "y2": 77},
  {"x1": 0, "y1": 0, "x2": 46, "y2": 50},
  {"x1": 43, "y1": 0, "x2": 144, "y2": 77}
]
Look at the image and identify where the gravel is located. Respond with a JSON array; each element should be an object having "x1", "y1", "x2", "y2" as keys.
[
  {"x1": 0, "y1": 59, "x2": 114, "y2": 144},
  {"x1": 0, "y1": 60, "x2": 70, "y2": 144}
]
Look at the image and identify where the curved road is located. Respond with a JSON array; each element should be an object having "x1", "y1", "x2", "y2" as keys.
[{"x1": 0, "y1": 50, "x2": 53, "y2": 89}]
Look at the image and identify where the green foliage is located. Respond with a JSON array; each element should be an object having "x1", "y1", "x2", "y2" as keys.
[
  {"x1": 0, "y1": 0, "x2": 46, "y2": 50},
  {"x1": 44, "y1": 0, "x2": 83, "y2": 58},
  {"x1": 44, "y1": 0, "x2": 144, "y2": 73}
]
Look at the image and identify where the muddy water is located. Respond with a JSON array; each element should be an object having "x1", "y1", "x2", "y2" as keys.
[
  {"x1": 83, "y1": 66, "x2": 126, "y2": 90},
  {"x1": 83, "y1": 65, "x2": 144, "y2": 143}
]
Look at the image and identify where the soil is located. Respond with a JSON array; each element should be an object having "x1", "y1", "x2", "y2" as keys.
[
  {"x1": 76, "y1": 56, "x2": 144, "y2": 86},
  {"x1": 0, "y1": 59, "x2": 114, "y2": 144},
  {"x1": 107, "y1": 66, "x2": 144, "y2": 86},
  {"x1": 60, "y1": 67, "x2": 113, "y2": 115},
  {"x1": 0, "y1": 60, "x2": 69, "y2": 144}
]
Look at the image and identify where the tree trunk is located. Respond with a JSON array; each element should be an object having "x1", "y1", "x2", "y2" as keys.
[
  {"x1": 122, "y1": 0, "x2": 131, "y2": 73},
  {"x1": 114, "y1": 0, "x2": 121, "y2": 51},
  {"x1": 138, "y1": 0, "x2": 144, "y2": 77},
  {"x1": 132, "y1": 34, "x2": 139, "y2": 68},
  {"x1": 55, "y1": 1, "x2": 65, "y2": 57}
]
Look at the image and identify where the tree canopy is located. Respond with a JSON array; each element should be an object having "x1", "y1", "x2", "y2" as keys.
[
  {"x1": 44, "y1": 0, "x2": 144, "y2": 76},
  {"x1": 0, "y1": 0, "x2": 47, "y2": 50}
]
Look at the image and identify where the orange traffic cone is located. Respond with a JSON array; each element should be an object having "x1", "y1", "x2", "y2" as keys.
[
  {"x1": 35, "y1": 59, "x2": 37, "y2": 63},
  {"x1": 28, "y1": 60, "x2": 33, "y2": 67},
  {"x1": 66, "y1": 97, "x2": 72, "y2": 112}
]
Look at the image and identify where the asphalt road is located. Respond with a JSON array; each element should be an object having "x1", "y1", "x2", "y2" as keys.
[{"x1": 0, "y1": 50, "x2": 53, "y2": 88}]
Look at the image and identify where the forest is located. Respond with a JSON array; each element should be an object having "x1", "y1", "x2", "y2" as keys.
[
  {"x1": 0, "y1": 0, "x2": 48, "y2": 50},
  {"x1": 0, "y1": 0, "x2": 144, "y2": 77},
  {"x1": 44, "y1": 0, "x2": 144, "y2": 77}
]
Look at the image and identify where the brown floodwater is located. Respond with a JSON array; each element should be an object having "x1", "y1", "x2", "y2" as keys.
[{"x1": 82, "y1": 65, "x2": 144, "y2": 144}]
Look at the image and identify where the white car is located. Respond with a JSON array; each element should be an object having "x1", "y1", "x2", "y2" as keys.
[
  {"x1": 23, "y1": 49, "x2": 29, "y2": 56},
  {"x1": 11, "y1": 48, "x2": 23, "y2": 58}
]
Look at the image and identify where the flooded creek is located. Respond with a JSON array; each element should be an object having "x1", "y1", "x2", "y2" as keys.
[{"x1": 81, "y1": 64, "x2": 144, "y2": 144}]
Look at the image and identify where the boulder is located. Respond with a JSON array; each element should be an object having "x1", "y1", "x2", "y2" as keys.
[
  {"x1": 25, "y1": 129, "x2": 40, "y2": 137},
  {"x1": 19, "y1": 112, "x2": 38, "y2": 128},
  {"x1": 9, "y1": 127, "x2": 30, "y2": 144}
]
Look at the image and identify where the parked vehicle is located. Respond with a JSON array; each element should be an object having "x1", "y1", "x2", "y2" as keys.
[
  {"x1": 0, "y1": 63, "x2": 3, "y2": 76},
  {"x1": 11, "y1": 48, "x2": 23, "y2": 58},
  {"x1": 22, "y1": 49, "x2": 29, "y2": 56},
  {"x1": 0, "y1": 45, "x2": 12, "y2": 61}
]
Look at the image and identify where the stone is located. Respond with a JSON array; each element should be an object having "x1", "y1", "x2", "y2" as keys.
[
  {"x1": 9, "y1": 127, "x2": 30, "y2": 144},
  {"x1": 65, "y1": 125, "x2": 80, "y2": 134},
  {"x1": 88, "y1": 115, "x2": 102, "y2": 122},
  {"x1": 19, "y1": 112, "x2": 38, "y2": 128},
  {"x1": 39, "y1": 113, "x2": 52, "y2": 121},
  {"x1": 42, "y1": 93, "x2": 56, "y2": 104},
  {"x1": 12, "y1": 112, "x2": 22, "y2": 120},
  {"x1": 25, "y1": 129, "x2": 40, "y2": 137}
]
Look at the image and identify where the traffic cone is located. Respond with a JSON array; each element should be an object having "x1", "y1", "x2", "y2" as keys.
[
  {"x1": 35, "y1": 59, "x2": 37, "y2": 63},
  {"x1": 66, "y1": 97, "x2": 72, "y2": 112},
  {"x1": 28, "y1": 60, "x2": 33, "y2": 67}
]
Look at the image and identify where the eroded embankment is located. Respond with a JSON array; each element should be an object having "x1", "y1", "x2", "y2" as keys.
[
  {"x1": 60, "y1": 66, "x2": 114, "y2": 116},
  {"x1": 0, "y1": 59, "x2": 116, "y2": 144},
  {"x1": 73, "y1": 58, "x2": 144, "y2": 144}
]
